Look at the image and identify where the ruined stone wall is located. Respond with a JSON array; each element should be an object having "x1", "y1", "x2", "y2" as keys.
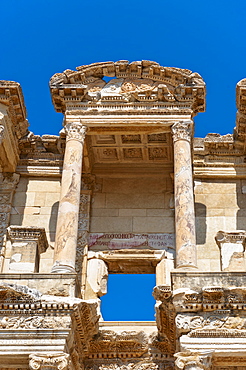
[
  {"x1": 89, "y1": 174, "x2": 175, "y2": 251},
  {"x1": 194, "y1": 178, "x2": 246, "y2": 271},
  {"x1": 5, "y1": 176, "x2": 60, "y2": 272}
]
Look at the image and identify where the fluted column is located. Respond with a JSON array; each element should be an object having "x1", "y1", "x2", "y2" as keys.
[
  {"x1": 52, "y1": 122, "x2": 87, "y2": 273},
  {"x1": 171, "y1": 121, "x2": 197, "y2": 269}
]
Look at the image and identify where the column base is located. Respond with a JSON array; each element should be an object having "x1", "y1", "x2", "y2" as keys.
[
  {"x1": 174, "y1": 263, "x2": 198, "y2": 271},
  {"x1": 51, "y1": 262, "x2": 76, "y2": 274}
]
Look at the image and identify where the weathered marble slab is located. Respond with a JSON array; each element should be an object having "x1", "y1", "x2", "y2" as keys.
[{"x1": 88, "y1": 232, "x2": 175, "y2": 252}]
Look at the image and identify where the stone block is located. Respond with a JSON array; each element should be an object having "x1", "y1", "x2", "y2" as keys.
[
  {"x1": 119, "y1": 209, "x2": 146, "y2": 216},
  {"x1": 39, "y1": 206, "x2": 59, "y2": 215},
  {"x1": 156, "y1": 258, "x2": 174, "y2": 285},
  {"x1": 13, "y1": 192, "x2": 34, "y2": 207},
  {"x1": 34, "y1": 192, "x2": 46, "y2": 207},
  {"x1": 90, "y1": 217, "x2": 132, "y2": 232},
  {"x1": 132, "y1": 216, "x2": 174, "y2": 233},
  {"x1": 92, "y1": 193, "x2": 106, "y2": 208},
  {"x1": 146, "y1": 208, "x2": 173, "y2": 217},
  {"x1": 39, "y1": 258, "x2": 53, "y2": 273},
  {"x1": 15, "y1": 177, "x2": 28, "y2": 192},
  {"x1": 200, "y1": 180, "x2": 237, "y2": 194},
  {"x1": 91, "y1": 208, "x2": 119, "y2": 217},
  {"x1": 27, "y1": 179, "x2": 60, "y2": 192},
  {"x1": 205, "y1": 194, "x2": 237, "y2": 209},
  {"x1": 197, "y1": 258, "x2": 210, "y2": 271},
  {"x1": 106, "y1": 193, "x2": 165, "y2": 209},
  {"x1": 9, "y1": 214, "x2": 21, "y2": 225},
  {"x1": 23, "y1": 206, "x2": 41, "y2": 215},
  {"x1": 102, "y1": 177, "x2": 166, "y2": 194},
  {"x1": 22, "y1": 214, "x2": 50, "y2": 229},
  {"x1": 207, "y1": 208, "x2": 225, "y2": 217},
  {"x1": 45, "y1": 192, "x2": 60, "y2": 206},
  {"x1": 210, "y1": 259, "x2": 221, "y2": 271},
  {"x1": 10, "y1": 206, "x2": 24, "y2": 215}
]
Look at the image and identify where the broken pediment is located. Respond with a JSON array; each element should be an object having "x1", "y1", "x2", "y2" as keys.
[{"x1": 50, "y1": 60, "x2": 205, "y2": 114}]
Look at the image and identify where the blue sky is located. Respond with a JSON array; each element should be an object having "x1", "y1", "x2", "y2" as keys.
[{"x1": 1, "y1": 0, "x2": 246, "y2": 320}]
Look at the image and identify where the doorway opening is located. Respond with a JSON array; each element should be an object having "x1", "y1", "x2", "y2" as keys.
[{"x1": 101, "y1": 274, "x2": 156, "y2": 321}]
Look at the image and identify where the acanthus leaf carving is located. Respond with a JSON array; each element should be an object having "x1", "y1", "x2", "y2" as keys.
[
  {"x1": 65, "y1": 123, "x2": 87, "y2": 143},
  {"x1": 171, "y1": 121, "x2": 192, "y2": 143}
]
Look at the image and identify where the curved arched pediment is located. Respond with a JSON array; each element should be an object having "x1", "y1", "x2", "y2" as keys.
[{"x1": 50, "y1": 60, "x2": 206, "y2": 115}]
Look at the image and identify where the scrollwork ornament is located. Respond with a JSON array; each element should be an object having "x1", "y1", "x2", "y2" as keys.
[
  {"x1": 65, "y1": 123, "x2": 88, "y2": 143},
  {"x1": 171, "y1": 121, "x2": 192, "y2": 143},
  {"x1": 174, "y1": 352, "x2": 213, "y2": 370},
  {"x1": 29, "y1": 353, "x2": 70, "y2": 370}
]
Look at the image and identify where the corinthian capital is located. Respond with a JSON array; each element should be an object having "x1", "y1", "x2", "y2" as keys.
[
  {"x1": 65, "y1": 122, "x2": 87, "y2": 143},
  {"x1": 29, "y1": 352, "x2": 70, "y2": 370},
  {"x1": 175, "y1": 351, "x2": 213, "y2": 370},
  {"x1": 171, "y1": 121, "x2": 193, "y2": 143}
]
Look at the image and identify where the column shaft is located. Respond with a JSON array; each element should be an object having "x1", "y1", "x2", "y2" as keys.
[
  {"x1": 172, "y1": 121, "x2": 197, "y2": 269},
  {"x1": 52, "y1": 123, "x2": 87, "y2": 273}
]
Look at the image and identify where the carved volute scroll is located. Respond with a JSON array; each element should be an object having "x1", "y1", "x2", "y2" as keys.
[
  {"x1": 175, "y1": 352, "x2": 213, "y2": 370},
  {"x1": 29, "y1": 352, "x2": 70, "y2": 370}
]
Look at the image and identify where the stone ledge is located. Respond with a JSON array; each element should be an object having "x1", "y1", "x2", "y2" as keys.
[
  {"x1": 0, "y1": 273, "x2": 81, "y2": 298},
  {"x1": 171, "y1": 271, "x2": 246, "y2": 291}
]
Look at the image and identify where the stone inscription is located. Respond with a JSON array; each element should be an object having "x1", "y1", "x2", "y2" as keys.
[{"x1": 88, "y1": 233, "x2": 175, "y2": 252}]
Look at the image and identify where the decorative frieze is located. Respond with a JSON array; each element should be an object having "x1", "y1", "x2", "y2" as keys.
[
  {"x1": 50, "y1": 61, "x2": 205, "y2": 114},
  {"x1": 0, "y1": 315, "x2": 71, "y2": 329},
  {"x1": 85, "y1": 359, "x2": 174, "y2": 370},
  {"x1": 87, "y1": 330, "x2": 148, "y2": 358}
]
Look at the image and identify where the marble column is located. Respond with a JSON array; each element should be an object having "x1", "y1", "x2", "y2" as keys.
[
  {"x1": 171, "y1": 121, "x2": 197, "y2": 269},
  {"x1": 52, "y1": 122, "x2": 87, "y2": 273}
]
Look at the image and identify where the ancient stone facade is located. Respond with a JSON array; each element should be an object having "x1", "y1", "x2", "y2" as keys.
[{"x1": 0, "y1": 61, "x2": 246, "y2": 369}]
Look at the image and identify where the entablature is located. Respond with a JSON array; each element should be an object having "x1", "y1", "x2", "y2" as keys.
[{"x1": 50, "y1": 60, "x2": 206, "y2": 116}]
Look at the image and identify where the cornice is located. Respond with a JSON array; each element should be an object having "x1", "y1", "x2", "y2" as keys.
[
  {"x1": 50, "y1": 60, "x2": 205, "y2": 115},
  {"x1": 0, "y1": 81, "x2": 29, "y2": 139}
]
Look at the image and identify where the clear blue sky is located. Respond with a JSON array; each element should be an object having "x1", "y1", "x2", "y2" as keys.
[{"x1": 1, "y1": 0, "x2": 246, "y2": 320}]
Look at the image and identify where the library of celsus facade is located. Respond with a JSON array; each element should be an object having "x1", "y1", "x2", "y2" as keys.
[{"x1": 1, "y1": 60, "x2": 246, "y2": 369}]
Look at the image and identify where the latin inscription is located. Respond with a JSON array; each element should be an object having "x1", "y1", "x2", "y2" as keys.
[{"x1": 88, "y1": 233, "x2": 175, "y2": 252}]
